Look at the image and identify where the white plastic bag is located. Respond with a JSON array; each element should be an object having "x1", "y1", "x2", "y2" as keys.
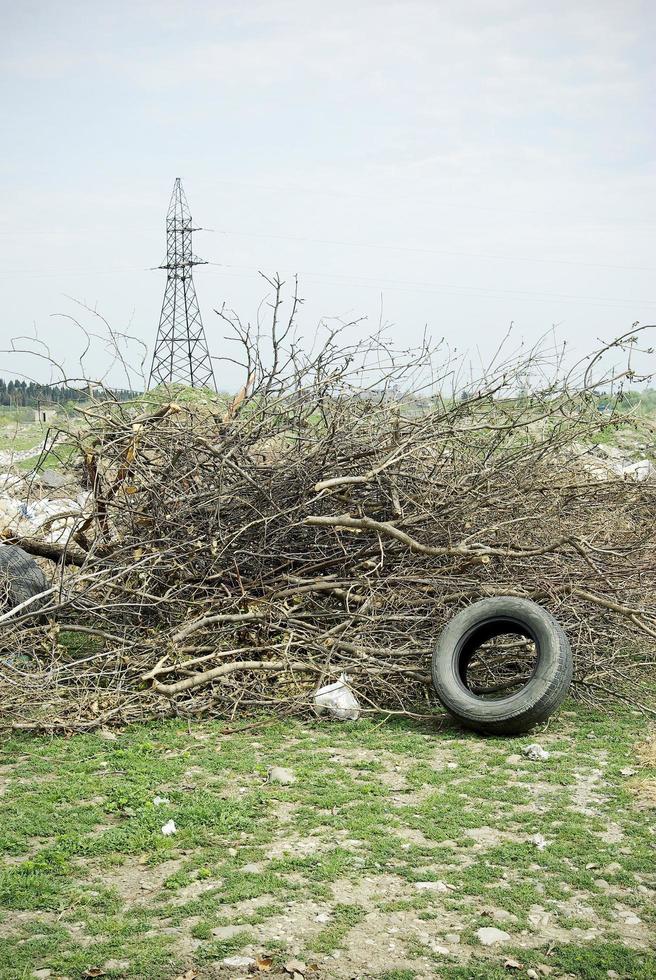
[{"x1": 314, "y1": 673, "x2": 361, "y2": 721}]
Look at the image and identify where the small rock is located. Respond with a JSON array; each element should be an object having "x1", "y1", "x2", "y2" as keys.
[
  {"x1": 605, "y1": 862, "x2": 622, "y2": 874},
  {"x1": 161, "y1": 819, "x2": 177, "y2": 836},
  {"x1": 152, "y1": 796, "x2": 170, "y2": 806},
  {"x1": 213, "y1": 924, "x2": 249, "y2": 939},
  {"x1": 530, "y1": 833, "x2": 549, "y2": 851},
  {"x1": 504, "y1": 959, "x2": 523, "y2": 971},
  {"x1": 222, "y1": 955, "x2": 256, "y2": 968},
  {"x1": 476, "y1": 926, "x2": 511, "y2": 945},
  {"x1": 536, "y1": 968, "x2": 553, "y2": 977},
  {"x1": 414, "y1": 880, "x2": 452, "y2": 892},
  {"x1": 98, "y1": 728, "x2": 117, "y2": 741},
  {"x1": 32, "y1": 971, "x2": 52, "y2": 979},
  {"x1": 37, "y1": 468, "x2": 69, "y2": 489},
  {"x1": 240, "y1": 863, "x2": 261, "y2": 874},
  {"x1": 284, "y1": 961, "x2": 306, "y2": 976},
  {"x1": 268, "y1": 766, "x2": 296, "y2": 785},
  {"x1": 522, "y1": 744, "x2": 550, "y2": 762},
  {"x1": 620, "y1": 767, "x2": 636, "y2": 777},
  {"x1": 528, "y1": 909, "x2": 550, "y2": 928},
  {"x1": 315, "y1": 912, "x2": 330, "y2": 923},
  {"x1": 607, "y1": 972, "x2": 619, "y2": 979},
  {"x1": 527, "y1": 972, "x2": 539, "y2": 980},
  {"x1": 623, "y1": 913, "x2": 641, "y2": 925},
  {"x1": 445, "y1": 933, "x2": 460, "y2": 944}
]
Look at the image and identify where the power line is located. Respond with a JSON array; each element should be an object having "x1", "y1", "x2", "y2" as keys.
[
  {"x1": 208, "y1": 228, "x2": 656, "y2": 274},
  {"x1": 202, "y1": 262, "x2": 656, "y2": 311}
]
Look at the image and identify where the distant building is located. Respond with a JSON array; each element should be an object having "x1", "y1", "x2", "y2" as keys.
[{"x1": 33, "y1": 408, "x2": 57, "y2": 424}]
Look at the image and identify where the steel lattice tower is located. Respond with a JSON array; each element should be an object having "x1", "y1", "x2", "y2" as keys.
[{"x1": 148, "y1": 178, "x2": 216, "y2": 390}]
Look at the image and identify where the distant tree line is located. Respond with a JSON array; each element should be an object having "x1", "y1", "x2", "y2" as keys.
[{"x1": 0, "y1": 379, "x2": 140, "y2": 407}]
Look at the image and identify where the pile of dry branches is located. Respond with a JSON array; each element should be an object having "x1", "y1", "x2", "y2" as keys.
[{"x1": 2, "y1": 287, "x2": 655, "y2": 730}]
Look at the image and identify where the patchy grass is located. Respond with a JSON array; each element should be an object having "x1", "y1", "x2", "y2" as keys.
[{"x1": 0, "y1": 705, "x2": 654, "y2": 979}]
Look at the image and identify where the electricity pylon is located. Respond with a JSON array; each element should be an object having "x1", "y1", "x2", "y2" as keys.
[{"x1": 148, "y1": 178, "x2": 216, "y2": 390}]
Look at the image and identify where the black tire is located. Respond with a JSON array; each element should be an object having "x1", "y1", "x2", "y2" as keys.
[
  {"x1": 0, "y1": 544, "x2": 49, "y2": 613},
  {"x1": 431, "y1": 597, "x2": 572, "y2": 735}
]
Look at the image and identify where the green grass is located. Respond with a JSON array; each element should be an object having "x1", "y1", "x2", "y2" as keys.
[{"x1": 0, "y1": 706, "x2": 654, "y2": 978}]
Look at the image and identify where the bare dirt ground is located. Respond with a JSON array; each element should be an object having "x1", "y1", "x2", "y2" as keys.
[{"x1": 0, "y1": 707, "x2": 655, "y2": 979}]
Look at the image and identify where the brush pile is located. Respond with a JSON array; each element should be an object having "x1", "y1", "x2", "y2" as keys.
[{"x1": 1, "y1": 292, "x2": 655, "y2": 730}]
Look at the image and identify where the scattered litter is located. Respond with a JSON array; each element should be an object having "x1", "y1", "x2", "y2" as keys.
[
  {"x1": 268, "y1": 766, "x2": 296, "y2": 786},
  {"x1": 530, "y1": 833, "x2": 549, "y2": 851},
  {"x1": 522, "y1": 743, "x2": 550, "y2": 761},
  {"x1": 504, "y1": 959, "x2": 524, "y2": 971},
  {"x1": 621, "y1": 459, "x2": 655, "y2": 481},
  {"x1": 0, "y1": 485, "x2": 91, "y2": 544},
  {"x1": 161, "y1": 819, "x2": 177, "y2": 836},
  {"x1": 313, "y1": 673, "x2": 361, "y2": 721},
  {"x1": 476, "y1": 926, "x2": 511, "y2": 945},
  {"x1": 620, "y1": 767, "x2": 636, "y2": 777},
  {"x1": 315, "y1": 912, "x2": 330, "y2": 923},
  {"x1": 152, "y1": 796, "x2": 170, "y2": 806}
]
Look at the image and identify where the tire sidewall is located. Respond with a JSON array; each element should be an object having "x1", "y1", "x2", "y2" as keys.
[{"x1": 431, "y1": 597, "x2": 572, "y2": 732}]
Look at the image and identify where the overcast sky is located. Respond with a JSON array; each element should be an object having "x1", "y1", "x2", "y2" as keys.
[{"x1": 1, "y1": 0, "x2": 655, "y2": 391}]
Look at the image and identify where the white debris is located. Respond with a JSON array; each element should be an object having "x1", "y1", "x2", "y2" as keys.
[
  {"x1": 0, "y1": 485, "x2": 91, "y2": 544},
  {"x1": 313, "y1": 673, "x2": 361, "y2": 721},
  {"x1": 152, "y1": 796, "x2": 170, "y2": 806},
  {"x1": 620, "y1": 459, "x2": 655, "y2": 481},
  {"x1": 522, "y1": 743, "x2": 550, "y2": 761},
  {"x1": 268, "y1": 766, "x2": 296, "y2": 786},
  {"x1": 530, "y1": 833, "x2": 549, "y2": 851},
  {"x1": 161, "y1": 819, "x2": 177, "y2": 836},
  {"x1": 315, "y1": 912, "x2": 330, "y2": 923},
  {"x1": 222, "y1": 955, "x2": 256, "y2": 968},
  {"x1": 476, "y1": 926, "x2": 511, "y2": 945}
]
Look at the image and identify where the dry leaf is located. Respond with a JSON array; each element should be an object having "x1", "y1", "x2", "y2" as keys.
[
  {"x1": 174, "y1": 971, "x2": 197, "y2": 980},
  {"x1": 504, "y1": 959, "x2": 523, "y2": 970},
  {"x1": 256, "y1": 956, "x2": 273, "y2": 972},
  {"x1": 83, "y1": 970, "x2": 106, "y2": 978}
]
